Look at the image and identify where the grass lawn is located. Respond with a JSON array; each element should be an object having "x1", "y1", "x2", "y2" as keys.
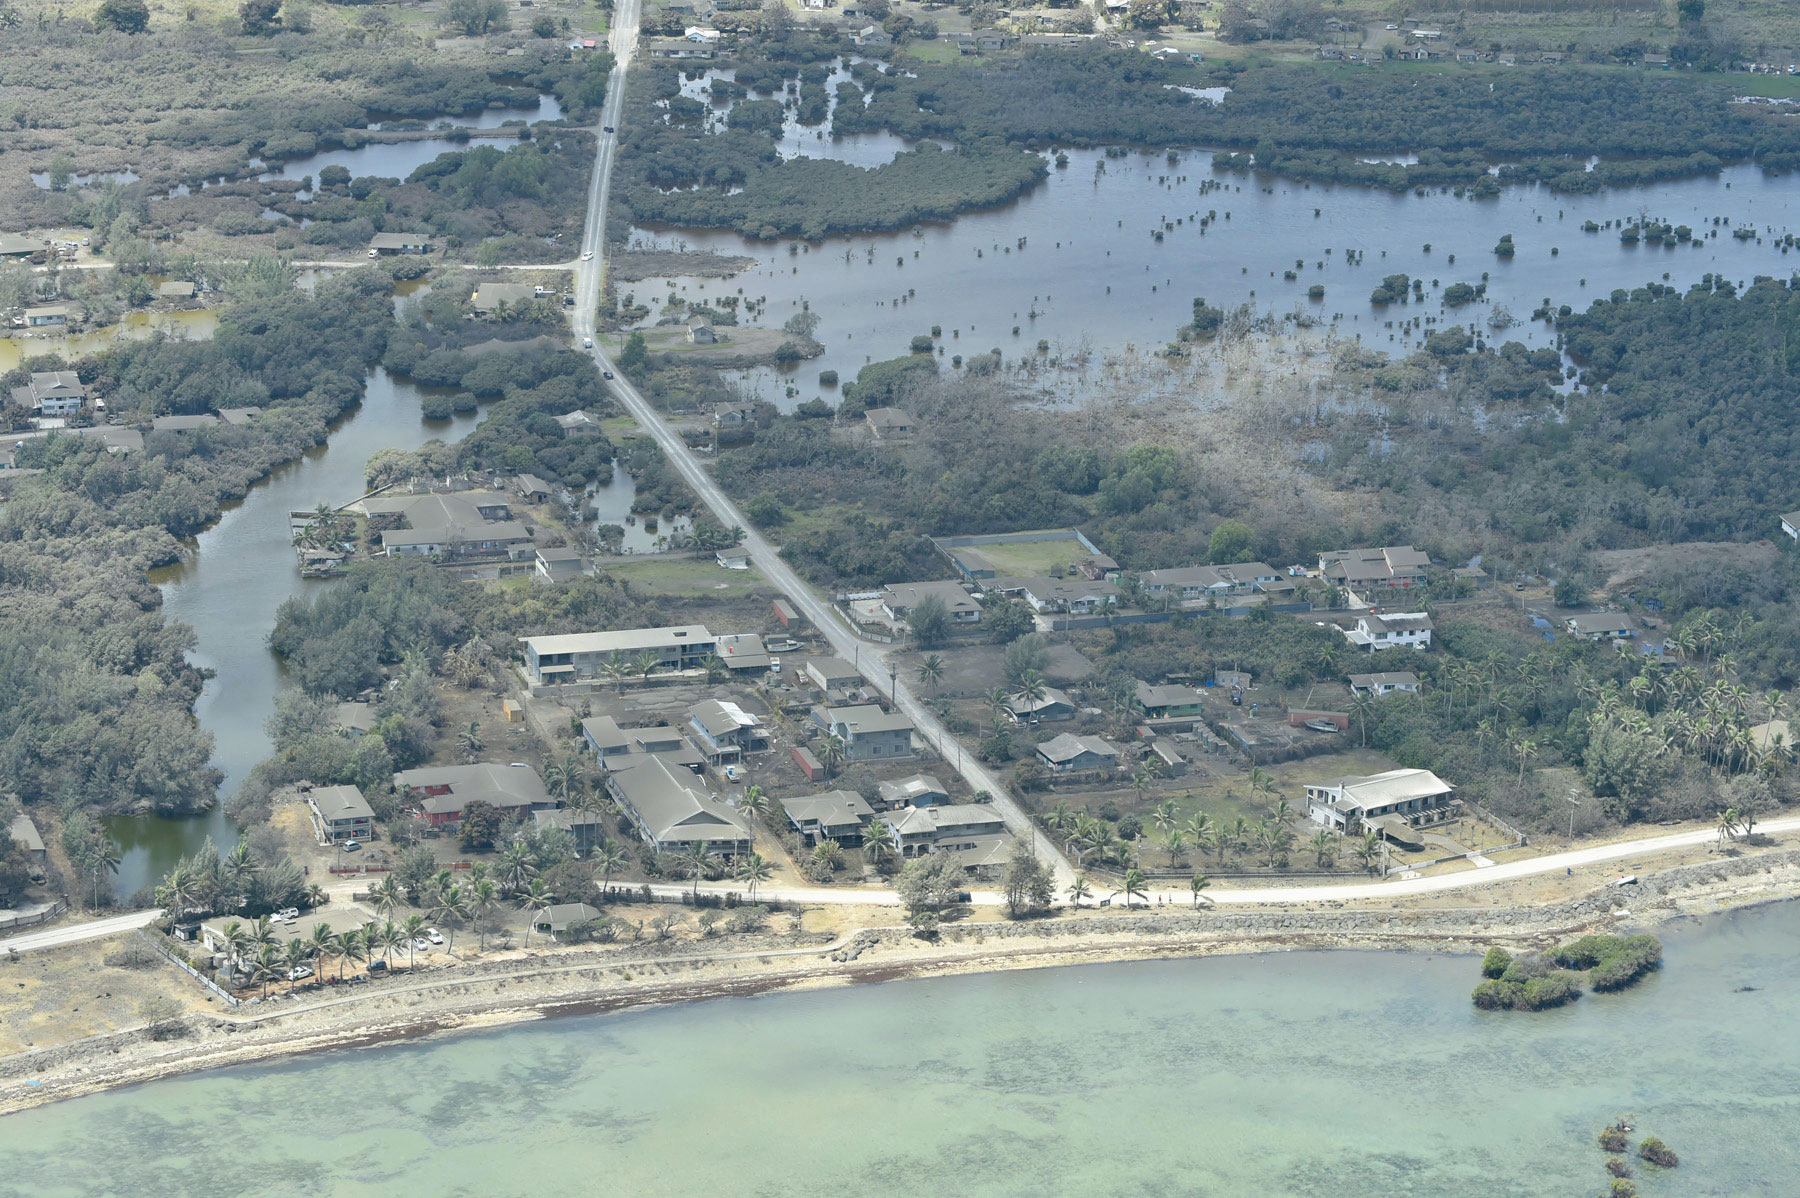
[
  {"x1": 956, "y1": 532, "x2": 1092, "y2": 577},
  {"x1": 600, "y1": 414, "x2": 641, "y2": 439},
  {"x1": 602, "y1": 554, "x2": 771, "y2": 597},
  {"x1": 903, "y1": 41, "x2": 966, "y2": 65}
]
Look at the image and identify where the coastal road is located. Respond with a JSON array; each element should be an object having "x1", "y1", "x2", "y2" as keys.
[
  {"x1": 0, "y1": 908, "x2": 162, "y2": 954},
  {"x1": 565, "y1": 5, "x2": 1077, "y2": 888}
]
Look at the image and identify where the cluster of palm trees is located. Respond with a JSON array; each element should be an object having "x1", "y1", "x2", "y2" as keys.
[
  {"x1": 1581, "y1": 665, "x2": 1786, "y2": 779},
  {"x1": 215, "y1": 913, "x2": 430, "y2": 999},
  {"x1": 1042, "y1": 792, "x2": 1387, "y2": 877},
  {"x1": 154, "y1": 842, "x2": 327, "y2": 921},
  {"x1": 290, "y1": 503, "x2": 353, "y2": 553}
]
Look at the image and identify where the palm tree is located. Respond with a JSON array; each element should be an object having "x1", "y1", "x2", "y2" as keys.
[
  {"x1": 1066, "y1": 874, "x2": 1091, "y2": 908},
  {"x1": 1130, "y1": 769, "x2": 1154, "y2": 808},
  {"x1": 985, "y1": 686, "x2": 1010, "y2": 730},
  {"x1": 812, "y1": 838, "x2": 844, "y2": 874},
  {"x1": 333, "y1": 926, "x2": 364, "y2": 980},
  {"x1": 916, "y1": 654, "x2": 945, "y2": 694},
  {"x1": 497, "y1": 842, "x2": 539, "y2": 895},
  {"x1": 591, "y1": 838, "x2": 629, "y2": 896},
  {"x1": 601, "y1": 660, "x2": 631, "y2": 693},
  {"x1": 735, "y1": 853, "x2": 773, "y2": 902},
  {"x1": 1015, "y1": 669, "x2": 1048, "y2": 711},
  {"x1": 219, "y1": 920, "x2": 251, "y2": 973},
  {"x1": 470, "y1": 879, "x2": 500, "y2": 950},
  {"x1": 373, "y1": 921, "x2": 405, "y2": 968},
  {"x1": 544, "y1": 752, "x2": 584, "y2": 807},
  {"x1": 155, "y1": 866, "x2": 202, "y2": 919},
  {"x1": 1246, "y1": 767, "x2": 1276, "y2": 808},
  {"x1": 429, "y1": 885, "x2": 470, "y2": 953},
  {"x1": 1228, "y1": 816, "x2": 1251, "y2": 863},
  {"x1": 1162, "y1": 827, "x2": 1185, "y2": 868},
  {"x1": 518, "y1": 878, "x2": 555, "y2": 945},
  {"x1": 83, "y1": 835, "x2": 122, "y2": 908},
  {"x1": 458, "y1": 721, "x2": 484, "y2": 762},
  {"x1": 738, "y1": 785, "x2": 771, "y2": 830},
  {"x1": 680, "y1": 845, "x2": 720, "y2": 900},
  {"x1": 307, "y1": 923, "x2": 340, "y2": 980},
  {"x1": 701, "y1": 653, "x2": 728, "y2": 684},
  {"x1": 861, "y1": 820, "x2": 896, "y2": 866},
  {"x1": 1507, "y1": 732, "x2": 1539, "y2": 785},
  {"x1": 1309, "y1": 829, "x2": 1339, "y2": 868},
  {"x1": 371, "y1": 876, "x2": 401, "y2": 920},
  {"x1": 403, "y1": 914, "x2": 427, "y2": 968},
  {"x1": 1189, "y1": 872, "x2": 1211, "y2": 908},
  {"x1": 248, "y1": 915, "x2": 277, "y2": 955},
  {"x1": 250, "y1": 944, "x2": 282, "y2": 999},
  {"x1": 1355, "y1": 829, "x2": 1383, "y2": 875},
  {"x1": 1348, "y1": 694, "x2": 1375, "y2": 748},
  {"x1": 1121, "y1": 867, "x2": 1147, "y2": 909},
  {"x1": 632, "y1": 650, "x2": 660, "y2": 681},
  {"x1": 282, "y1": 940, "x2": 311, "y2": 992},
  {"x1": 1256, "y1": 820, "x2": 1292, "y2": 869},
  {"x1": 220, "y1": 843, "x2": 257, "y2": 909},
  {"x1": 1183, "y1": 812, "x2": 1216, "y2": 861},
  {"x1": 1151, "y1": 799, "x2": 1180, "y2": 837},
  {"x1": 818, "y1": 734, "x2": 847, "y2": 778},
  {"x1": 1716, "y1": 807, "x2": 1741, "y2": 848}
]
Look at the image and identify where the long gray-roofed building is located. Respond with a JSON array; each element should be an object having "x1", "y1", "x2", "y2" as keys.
[
  {"x1": 524, "y1": 624, "x2": 718, "y2": 685},
  {"x1": 395, "y1": 763, "x2": 553, "y2": 827},
  {"x1": 607, "y1": 756, "x2": 750, "y2": 854}
]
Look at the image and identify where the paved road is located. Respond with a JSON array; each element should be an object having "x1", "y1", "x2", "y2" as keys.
[
  {"x1": 565, "y1": 6, "x2": 1077, "y2": 888},
  {"x1": 0, "y1": 908, "x2": 162, "y2": 954}
]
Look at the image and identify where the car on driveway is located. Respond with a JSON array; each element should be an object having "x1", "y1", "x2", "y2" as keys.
[
  {"x1": 426, "y1": 928, "x2": 445, "y2": 945},
  {"x1": 412, "y1": 937, "x2": 430, "y2": 951},
  {"x1": 340, "y1": 840, "x2": 360, "y2": 852}
]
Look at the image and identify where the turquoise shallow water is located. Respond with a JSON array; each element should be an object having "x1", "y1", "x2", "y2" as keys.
[{"x1": 2, "y1": 903, "x2": 1796, "y2": 1197}]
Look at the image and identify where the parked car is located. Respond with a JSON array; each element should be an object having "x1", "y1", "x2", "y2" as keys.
[
  {"x1": 286, "y1": 965, "x2": 314, "y2": 981},
  {"x1": 426, "y1": 928, "x2": 445, "y2": 945},
  {"x1": 340, "y1": 840, "x2": 360, "y2": 852},
  {"x1": 413, "y1": 937, "x2": 431, "y2": 950},
  {"x1": 368, "y1": 959, "x2": 388, "y2": 972},
  {"x1": 603, "y1": 125, "x2": 614, "y2": 133},
  {"x1": 724, "y1": 765, "x2": 742, "y2": 782},
  {"x1": 281, "y1": 907, "x2": 300, "y2": 920}
]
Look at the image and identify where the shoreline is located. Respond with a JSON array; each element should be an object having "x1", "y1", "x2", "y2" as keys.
[{"x1": 4, "y1": 847, "x2": 1797, "y2": 1119}]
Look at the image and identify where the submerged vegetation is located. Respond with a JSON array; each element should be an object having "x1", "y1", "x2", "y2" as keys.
[{"x1": 1473, "y1": 936, "x2": 1662, "y2": 1010}]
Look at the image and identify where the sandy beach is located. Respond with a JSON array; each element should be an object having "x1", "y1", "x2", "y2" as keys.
[{"x1": 3, "y1": 843, "x2": 1797, "y2": 1118}]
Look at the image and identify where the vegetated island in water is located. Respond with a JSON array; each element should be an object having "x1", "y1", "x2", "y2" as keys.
[{"x1": 1473, "y1": 934, "x2": 1663, "y2": 1011}]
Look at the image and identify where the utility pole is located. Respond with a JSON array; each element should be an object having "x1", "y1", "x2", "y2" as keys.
[{"x1": 1565, "y1": 791, "x2": 1582, "y2": 840}]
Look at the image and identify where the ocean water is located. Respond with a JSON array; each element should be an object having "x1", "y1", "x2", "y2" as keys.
[{"x1": 1, "y1": 903, "x2": 1795, "y2": 1196}]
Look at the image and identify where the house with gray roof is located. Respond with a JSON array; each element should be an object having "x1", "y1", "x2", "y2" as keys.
[
  {"x1": 1347, "y1": 671, "x2": 1421, "y2": 697},
  {"x1": 1306, "y1": 768, "x2": 1454, "y2": 835},
  {"x1": 1137, "y1": 561, "x2": 1290, "y2": 601},
  {"x1": 471, "y1": 282, "x2": 535, "y2": 313},
  {"x1": 1318, "y1": 545, "x2": 1429, "y2": 592},
  {"x1": 782, "y1": 790, "x2": 874, "y2": 844},
  {"x1": 1006, "y1": 685, "x2": 1076, "y2": 723},
  {"x1": 357, "y1": 490, "x2": 531, "y2": 560},
  {"x1": 532, "y1": 902, "x2": 602, "y2": 939},
  {"x1": 875, "y1": 773, "x2": 949, "y2": 810},
  {"x1": 553, "y1": 410, "x2": 604, "y2": 437},
  {"x1": 881, "y1": 580, "x2": 981, "y2": 625},
  {"x1": 997, "y1": 576, "x2": 1120, "y2": 614},
  {"x1": 1034, "y1": 733, "x2": 1120, "y2": 773},
  {"x1": 812, "y1": 704, "x2": 915, "y2": 762},
  {"x1": 802, "y1": 656, "x2": 862, "y2": 693},
  {"x1": 394, "y1": 762, "x2": 553, "y2": 827},
  {"x1": 370, "y1": 232, "x2": 435, "y2": 255},
  {"x1": 864, "y1": 406, "x2": 914, "y2": 441},
  {"x1": 1565, "y1": 612, "x2": 1636, "y2": 641},
  {"x1": 882, "y1": 803, "x2": 1007, "y2": 857},
  {"x1": 8, "y1": 811, "x2": 45, "y2": 864},
  {"x1": 10, "y1": 371, "x2": 86, "y2": 417},
  {"x1": 607, "y1": 756, "x2": 750, "y2": 854},
  {"x1": 686, "y1": 698, "x2": 769, "y2": 764},
  {"x1": 1135, "y1": 681, "x2": 1205, "y2": 718},
  {"x1": 306, "y1": 784, "x2": 375, "y2": 844}
]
